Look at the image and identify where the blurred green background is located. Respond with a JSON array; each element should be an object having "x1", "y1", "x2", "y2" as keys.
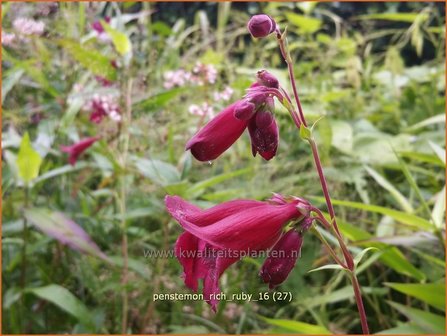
[{"x1": 2, "y1": 1, "x2": 445, "y2": 334}]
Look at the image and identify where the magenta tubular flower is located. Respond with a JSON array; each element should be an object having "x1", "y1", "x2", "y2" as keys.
[
  {"x1": 165, "y1": 195, "x2": 304, "y2": 310},
  {"x1": 260, "y1": 229, "x2": 303, "y2": 289},
  {"x1": 247, "y1": 97, "x2": 279, "y2": 160},
  {"x1": 186, "y1": 102, "x2": 248, "y2": 161},
  {"x1": 60, "y1": 136, "x2": 99, "y2": 166},
  {"x1": 247, "y1": 14, "x2": 276, "y2": 38},
  {"x1": 257, "y1": 70, "x2": 279, "y2": 89}
]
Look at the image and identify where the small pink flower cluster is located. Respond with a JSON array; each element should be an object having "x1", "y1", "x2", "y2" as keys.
[
  {"x1": 1, "y1": 31, "x2": 16, "y2": 46},
  {"x1": 12, "y1": 17, "x2": 45, "y2": 36},
  {"x1": 163, "y1": 69, "x2": 191, "y2": 89},
  {"x1": 85, "y1": 94, "x2": 121, "y2": 123},
  {"x1": 163, "y1": 62, "x2": 218, "y2": 89},
  {"x1": 213, "y1": 86, "x2": 234, "y2": 102},
  {"x1": 188, "y1": 103, "x2": 215, "y2": 118},
  {"x1": 2, "y1": 17, "x2": 46, "y2": 47},
  {"x1": 191, "y1": 62, "x2": 217, "y2": 85}
]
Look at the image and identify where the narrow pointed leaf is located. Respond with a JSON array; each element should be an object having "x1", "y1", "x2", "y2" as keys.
[
  {"x1": 27, "y1": 285, "x2": 94, "y2": 328},
  {"x1": 387, "y1": 301, "x2": 445, "y2": 334},
  {"x1": 354, "y1": 247, "x2": 379, "y2": 266},
  {"x1": 24, "y1": 208, "x2": 108, "y2": 261},
  {"x1": 385, "y1": 283, "x2": 445, "y2": 311}
]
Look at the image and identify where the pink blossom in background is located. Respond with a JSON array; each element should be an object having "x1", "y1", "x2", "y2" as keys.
[
  {"x1": 61, "y1": 136, "x2": 100, "y2": 166},
  {"x1": 213, "y1": 86, "x2": 234, "y2": 102},
  {"x1": 1, "y1": 31, "x2": 16, "y2": 46},
  {"x1": 13, "y1": 18, "x2": 45, "y2": 36},
  {"x1": 191, "y1": 62, "x2": 217, "y2": 85},
  {"x1": 92, "y1": 16, "x2": 111, "y2": 42},
  {"x1": 188, "y1": 103, "x2": 215, "y2": 118},
  {"x1": 163, "y1": 69, "x2": 191, "y2": 89},
  {"x1": 85, "y1": 94, "x2": 121, "y2": 123}
]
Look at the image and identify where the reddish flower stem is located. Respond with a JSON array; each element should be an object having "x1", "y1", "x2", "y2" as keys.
[{"x1": 275, "y1": 29, "x2": 370, "y2": 335}]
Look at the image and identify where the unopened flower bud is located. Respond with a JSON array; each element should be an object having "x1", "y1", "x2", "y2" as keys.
[
  {"x1": 257, "y1": 70, "x2": 279, "y2": 89},
  {"x1": 260, "y1": 230, "x2": 303, "y2": 289},
  {"x1": 247, "y1": 14, "x2": 276, "y2": 38},
  {"x1": 234, "y1": 100, "x2": 256, "y2": 120}
]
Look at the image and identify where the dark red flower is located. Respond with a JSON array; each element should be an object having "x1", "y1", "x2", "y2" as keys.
[
  {"x1": 185, "y1": 102, "x2": 248, "y2": 161},
  {"x1": 260, "y1": 229, "x2": 304, "y2": 289},
  {"x1": 257, "y1": 70, "x2": 279, "y2": 89},
  {"x1": 165, "y1": 194, "x2": 305, "y2": 310},
  {"x1": 247, "y1": 14, "x2": 277, "y2": 38},
  {"x1": 247, "y1": 98, "x2": 279, "y2": 160},
  {"x1": 60, "y1": 136, "x2": 99, "y2": 166}
]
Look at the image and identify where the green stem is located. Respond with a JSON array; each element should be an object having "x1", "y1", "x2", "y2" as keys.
[
  {"x1": 310, "y1": 225, "x2": 347, "y2": 268},
  {"x1": 120, "y1": 78, "x2": 133, "y2": 334},
  {"x1": 20, "y1": 186, "x2": 30, "y2": 288},
  {"x1": 275, "y1": 27, "x2": 369, "y2": 334},
  {"x1": 20, "y1": 186, "x2": 30, "y2": 331}
]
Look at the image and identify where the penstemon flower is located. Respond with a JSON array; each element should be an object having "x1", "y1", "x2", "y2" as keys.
[
  {"x1": 259, "y1": 229, "x2": 303, "y2": 289},
  {"x1": 166, "y1": 14, "x2": 372, "y2": 332},
  {"x1": 165, "y1": 194, "x2": 311, "y2": 310},
  {"x1": 186, "y1": 75, "x2": 283, "y2": 161},
  {"x1": 60, "y1": 136, "x2": 100, "y2": 166}
]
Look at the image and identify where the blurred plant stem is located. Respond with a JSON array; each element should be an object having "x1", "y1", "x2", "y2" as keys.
[
  {"x1": 119, "y1": 77, "x2": 133, "y2": 334},
  {"x1": 20, "y1": 186, "x2": 30, "y2": 288},
  {"x1": 20, "y1": 186, "x2": 30, "y2": 331},
  {"x1": 275, "y1": 28, "x2": 370, "y2": 334}
]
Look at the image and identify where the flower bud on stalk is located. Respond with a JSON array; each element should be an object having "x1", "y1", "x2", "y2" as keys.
[{"x1": 247, "y1": 14, "x2": 277, "y2": 38}]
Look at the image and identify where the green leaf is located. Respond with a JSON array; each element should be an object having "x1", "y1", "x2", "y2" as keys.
[
  {"x1": 364, "y1": 166, "x2": 413, "y2": 213},
  {"x1": 376, "y1": 322, "x2": 428, "y2": 334},
  {"x1": 101, "y1": 21, "x2": 131, "y2": 56},
  {"x1": 27, "y1": 284, "x2": 94, "y2": 328},
  {"x1": 428, "y1": 141, "x2": 446, "y2": 165},
  {"x1": 356, "y1": 13, "x2": 428, "y2": 23},
  {"x1": 432, "y1": 186, "x2": 445, "y2": 229},
  {"x1": 187, "y1": 167, "x2": 252, "y2": 196},
  {"x1": 299, "y1": 124, "x2": 312, "y2": 140},
  {"x1": 385, "y1": 283, "x2": 445, "y2": 311},
  {"x1": 353, "y1": 247, "x2": 379, "y2": 266},
  {"x1": 405, "y1": 113, "x2": 445, "y2": 132},
  {"x1": 338, "y1": 221, "x2": 426, "y2": 281},
  {"x1": 394, "y1": 150, "x2": 435, "y2": 224},
  {"x1": 109, "y1": 256, "x2": 152, "y2": 280},
  {"x1": 387, "y1": 301, "x2": 445, "y2": 334},
  {"x1": 58, "y1": 39, "x2": 117, "y2": 81},
  {"x1": 133, "y1": 88, "x2": 186, "y2": 112},
  {"x1": 133, "y1": 157, "x2": 180, "y2": 186},
  {"x1": 285, "y1": 12, "x2": 322, "y2": 34},
  {"x1": 261, "y1": 316, "x2": 330, "y2": 334},
  {"x1": 17, "y1": 132, "x2": 43, "y2": 184},
  {"x1": 301, "y1": 286, "x2": 388, "y2": 309},
  {"x1": 307, "y1": 264, "x2": 346, "y2": 273},
  {"x1": 24, "y1": 208, "x2": 108, "y2": 261},
  {"x1": 2, "y1": 68, "x2": 24, "y2": 104},
  {"x1": 331, "y1": 120, "x2": 353, "y2": 154},
  {"x1": 311, "y1": 196, "x2": 432, "y2": 231},
  {"x1": 34, "y1": 162, "x2": 91, "y2": 184},
  {"x1": 399, "y1": 151, "x2": 445, "y2": 167}
]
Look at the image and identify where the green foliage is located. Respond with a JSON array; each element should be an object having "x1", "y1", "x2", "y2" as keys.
[
  {"x1": 16, "y1": 132, "x2": 42, "y2": 184},
  {"x1": 2, "y1": 1, "x2": 445, "y2": 334}
]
